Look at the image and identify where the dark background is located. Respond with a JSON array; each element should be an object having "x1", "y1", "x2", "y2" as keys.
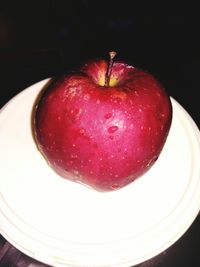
[
  {"x1": 0, "y1": 0, "x2": 199, "y2": 126},
  {"x1": 0, "y1": 1, "x2": 200, "y2": 266}
]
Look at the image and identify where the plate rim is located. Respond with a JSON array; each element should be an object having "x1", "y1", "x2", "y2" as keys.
[{"x1": 1, "y1": 79, "x2": 200, "y2": 267}]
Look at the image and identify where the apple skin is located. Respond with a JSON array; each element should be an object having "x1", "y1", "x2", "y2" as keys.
[{"x1": 34, "y1": 59, "x2": 172, "y2": 192}]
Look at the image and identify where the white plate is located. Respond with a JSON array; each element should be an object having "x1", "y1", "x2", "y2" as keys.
[{"x1": 0, "y1": 79, "x2": 200, "y2": 267}]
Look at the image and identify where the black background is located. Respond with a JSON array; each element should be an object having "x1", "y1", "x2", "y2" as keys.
[
  {"x1": 0, "y1": 1, "x2": 200, "y2": 266},
  {"x1": 0, "y1": 0, "x2": 199, "y2": 127}
]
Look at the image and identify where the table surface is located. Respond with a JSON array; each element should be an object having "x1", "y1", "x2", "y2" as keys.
[{"x1": 0, "y1": 215, "x2": 200, "y2": 267}]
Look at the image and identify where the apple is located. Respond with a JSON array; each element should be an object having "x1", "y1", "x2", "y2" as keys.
[{"x1": 34, "y1": 52, "x2": 172, "y2": 192}]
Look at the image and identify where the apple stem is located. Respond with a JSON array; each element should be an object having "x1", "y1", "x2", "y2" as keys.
[{"x1": 104, "y1": 51, "x2": 117, "y2": 86}]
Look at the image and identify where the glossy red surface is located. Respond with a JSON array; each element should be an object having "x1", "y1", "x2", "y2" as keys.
[{"x1": 34, "y1": 61, "x2": 172, "y2": 191}]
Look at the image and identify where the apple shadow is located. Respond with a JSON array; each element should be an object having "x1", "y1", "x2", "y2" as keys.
[{"x1": 30, "y1": 76, "x2": 59, "y2": 149}]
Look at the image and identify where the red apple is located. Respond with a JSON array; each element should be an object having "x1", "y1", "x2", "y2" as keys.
[{"x1": 34, "y1": 52, "x2": 172, "y2": 192}]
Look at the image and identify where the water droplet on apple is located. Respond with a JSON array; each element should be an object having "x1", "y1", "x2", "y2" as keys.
[
  {"x1": 68, "y1": 108, "x2": 82, "y2": 121},
  {"x1": 134, "y1": 91, "x2": 139, "y2": 97},
  {"x1": 73, "y1": 170, "x2": 80, "y2": 176},
  {"x1": 83, "y1": 94, "x2": 90, "y2": 100},
  {"x1": 113, "y1": 97, "x2": 123, "y2": 104},
  {"x1": 156, "y1": 92, "x2": 161, "y2": 97},
  {"x1": 160, "y1": 113, "x2": 165, "y2": 118},
  {"x1": 79, "y1": 128, "x2": 85, "y2": 134},
  {"x1": 124, "y1": 148, "x2": 128, "y2": 155},
  {"x1": 71, "y1": 154, "x2": 78, "y2": 159},
  {"x1": 104, "y1": 112, "x2": 112, "y2": 119},
  {"x1": 110, "y1": 184, "x2": 120, "y2": 190},
  {"x1": 117, "y1": 147, "x2": 121, "y2": 153},
  {"x1": 108, "y1": 125, "x2": 118, "y2": 134}
]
